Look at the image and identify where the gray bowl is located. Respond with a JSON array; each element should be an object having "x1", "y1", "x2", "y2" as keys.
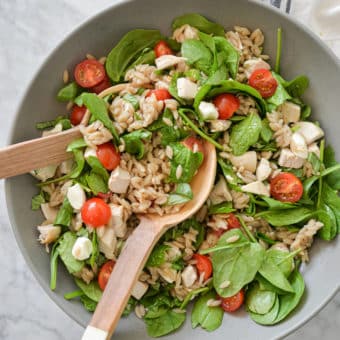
[{"x1": 5, "y1": 0, "x2": 340, "y2": 339}]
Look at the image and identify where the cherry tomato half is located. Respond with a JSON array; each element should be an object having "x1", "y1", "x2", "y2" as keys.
[
  {"x1": 248, "y1": 69, "x2": 278, "y2": 98},
  {"x1": 193, "y1": 254, "x2": 213, "y2": 281},
  {"x1": 213, "y1": 94, "x2": 240, "y2": 120},
  {"x1": 70, "y1": 105, "x2": 86, "y2": 126},
  {"x1": 270, "y1": 172, "x2": 303, "y2": 203},
  {"x1": 91, "y1": 74, "x2": 112, "y2": 94},
  {"x1": 154, "y1": 40, "x2": 174, "y2": 57},
  {"x1": 74, "y1": 59, "x2": 106, "y2": 88},
  {"x1": 146, "y1": 88, "x2": 172, "y2": 101},
  {"x1": 96, "y1": 143, "x2": 120, "y2": 171},
  {"x1": 181, "y1": 136, "x2": 205, "y2": 154},
  {"x1": 81, "y1": 198, "x2": 112, "y2": 227},
  {"x1": 98, "y1": 260, "x2": 116, "y2": 290},
  {"x1": 220, "y1": 290, "x2": 245, "y2": 312},
  {"x1": 226, "y1": 213, "x2": 241, "y2": 229}
]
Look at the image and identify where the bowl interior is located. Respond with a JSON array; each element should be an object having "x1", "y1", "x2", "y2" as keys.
[{"x1": 5, "y1": 0, "x2": 340, "y2": 339}]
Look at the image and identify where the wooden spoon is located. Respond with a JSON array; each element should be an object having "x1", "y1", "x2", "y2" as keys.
[{"x1": 82, "y1": 141, "x2": 216, "y2": 340}]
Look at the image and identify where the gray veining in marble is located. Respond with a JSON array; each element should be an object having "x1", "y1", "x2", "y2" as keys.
[{"x1": 0, "y1": 0, "x2": 339, "y2": 339}]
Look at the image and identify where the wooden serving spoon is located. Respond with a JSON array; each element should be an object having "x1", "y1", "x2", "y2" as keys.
[{"x1": 82, "y1": 140, "x2": 216, "y2": 340}]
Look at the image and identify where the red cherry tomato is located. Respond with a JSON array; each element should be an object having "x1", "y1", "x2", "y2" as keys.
[
  {"x1": 181, "y1": 136, "x2": 204, "y2": 154},
  {"x1": 97, "y1": 192, "x2": 111, "y2": 200},
  {"x1": 154, "y1": 40, "x2": 174, "y2": 57},
  {"x1": 220, "y1": 290, "x2": 245, "y2": 312},
  {"x1": 146, "y1": 88, "x2": 172, "y2": 101},
  {"x1": 226, "y1": 213, "x2": 241, "y2": 229},
  {"x1": 213, "y1": 94, "x2": 240, "y2": 120},
  {"x1": 74, "y1": 59, "x2": 106, "y2": 88},
  {"x1": 193, "y1": 254, "x2": 213, "y2": 281},
  {"x1": 96, "y1": 143, "x2": 120, "y2": 171},
  {"x1": 91, "y1": 74, "x2": 111, "y2": 94},
  {"x1": 248, "y1": 69, "x2": 278, "y2": 98},
  {"x1": 81, "y1": 198, "x2": 111, "y2": 227},
  {"x1": 270, "y1": 172, "x2": 303, "y2": 203},
  {"x1": 70, "y1": 105, "x2": 86, "y2": 126},
  {"x1": 98, "y1": 260, "x2": 115, "y2": 290}
]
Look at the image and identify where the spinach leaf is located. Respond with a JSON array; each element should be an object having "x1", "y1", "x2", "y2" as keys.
[
  {"x1": 212, "y1": 230, "x2": 265, "y2": 297},
  {"x1": 230, "y1": 112, "x2": 262, "y2": 156},
  {"x1": 54, "y1": 197, "x2": 73, "y2": 227},
  {"x1": 324, "y1": 145, "x2": 340, "y2": 190},
  {"x1": 260, "y1": 118, "x2": 273, "y2": 143},
  {"x1": 36, "y1": 116, "x2": 71, "y2": 130},
  {"x1": 80, "y1": 295, "x2": 97, "y2": 312},
  {"x1": 259, "y1": 196, "x2": 297, "y2": 210},
  {"x1": 308, "y1": 152, "x2": 321, "y2": 173},
  {"x1": 168, "y1": 142, "x2": 203, "y2": 183},
  {"x1": 89, "y1": 231, "x2": 98, "y2": 269},
  {"x1": 122, "y1": 297, "x2": 137, "y2": 317},
  {"x1": 106, "y1": 29, "x2": 162, "y2": 82},
  {"x1": 69, "y1": 149, "x2": 86, "y2": 179},
  {"x1": 258, "y1": 256, "x2": 294, "y2": 293},
  {"x1": 266, "y1": 73, "x2": 291, "y2": 111},
  {"x1": 208, "y1": 202, "x2": 235, "y2": 215},
  {"x1": 249, "y1": 295, "x2": 280, "y2": 325},
  {"x1": 145, "y1": 310, "x2": 186, "y2": 337},
  {"x1": 167, "y1": 183, "x2": 193, "y2": 205},
  {"x1": 301, "y1": 104, "x2": 312, "y2": 120},
  {"x1": 86, "y1": 156, "x2": 109, "y2": 183},
  {"x1": 123, "y1": 93, "x2": 140, "y2": 110},
  {"x1": 255, "y1": 232, "x2": 277, "y2": 246},
  {"x1": 66, "y1": 138, "x2": 87, "y2": 152},
  {"x1": 146, "y1": 245, "x2": 170, "y2": 267},
  {"x1": 256, "y1": 207, "x2": 314, "y2": 227},
  {"x1": 75, "y1": 278, "x2": 102, "y2": 302},
  {"x1": 274, "y1": 269, "x2": 305, "y2": 323},
  {"x1": 128, "y1": 48, "x2": 156, "y2": 71},
  {"x1": 122, "y1": 129, "x2": 152, "y2": 160},
  {"x1": 218, "y1": 158, "x2": 241, "y2": 186},
  {"x1": 58, "y1": 232, "x2": 84, "y2": 274},
  {"x1": 213, "y1": 36, "x2": 239, "y2": 79},
  {"x1": 191, "y1": 290, "x2": 224, "y2": 332},
  {"x1": 266, "y1": 248, "x2": 294, "y2": 278},
  {"x1": 81, "y1": 93, "x2": 119, "y2": 143},
  {"x1": 50, "y1": 241, "x2": 60, "y2": 290},
  {"x1": 172, "y1": 13, "x2": 225, "y2": 36},
  {"x1": 246, "y1": 283, "x2": 276, "y2": 315},
  {"x1": 85, "y1": 171, "x2": 108, "y2": 195},
  {"x1": 57, "y1": 82, "x2": 81, "y2": 102},
  {"x1": 168, "y1": 73, "x2": 186, "y2": 105},
  {"x1": 285, "y1": 75, "x2": 309, "y2": 98},
  {"x1": 181, "y1": 39, "x2": 213, "y2": 75},
  {"x1": 255, "y1": 274, "x2": 286, "y2": 295},
  {"x1": 194, "y1": 80, "x2": 266, "y2": 114},
  {"x1": 180, "y1": 287, "x2": 210, "y2": 309},
  {"x1": 31, "y1": 191, "x2": 46, "y2": 210}
]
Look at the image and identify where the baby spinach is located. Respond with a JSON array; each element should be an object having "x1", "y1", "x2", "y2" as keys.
[
  {"x1": 259, "y1": 196, "x2": 297, "y2": 210},
  {"x1": 217, "y1": 158, "x2": 241, "y2": 186},
  {"x1": 249, "y1": 295, "x2": 280, "y2": 325},
  {"x1": 128, "y1": 48, "x2": 156, "y2": 71},
  {"x1": 246, "y1": 283, "x2": 276, "y2": 315},
  {"x1": 123, "y1": 93, "x2": 140, "y2": 110},
  {"x1": 324, "y1": 145, "x2": 340, "y2": 190},
  {"x1": 172, "y1": 13, "x2": 225, "y2": 36},
  {"x1": 122, "y1": 129, "x2": 152, "y2": 159},
  {"x1": 180, "y1": 287, "x2": 210, "y2": 309},
  {"x1": 208, "y1": 202, "x2": 235, "y2": 215},
  {"x1": 181, "y1": 39, "x2": 213, "y2": 75},
  {"x1": 266, "y1": 73, "x2": 291, "y2": 111},
  {"x1": 106, "y1": 29, "x2": 162, "y2": 82},
  {"x1": 274, "y1": 269, "x2": 305, "y2": 323},
  {"x1": 255, "y1": 274, "x2": 286, "y2": 295},
  {"x1": 145, "y1": 310, "x2": 186, "y2": 337},
  {"x1": 81, "y1": 93, "x2": 119, "y2": 144},
  {"x1": 255, "y1": 232, "x2": 277, "y2": 246},
  {"x1": 168, "y1": 142, "x2": 203, "y2": 183},
  {"x1": 86, "y1": 155, "x2": 109, "y2": 183},
  {"x1": 31, "y1": 191, "x2": 46, "y2": 210},
  {"x1": 285, "y1": 75, "x2": 309, "y2": 98},
  {"x1": 50, "y1": 241, "x2": 60, "y2": 290},
  {"x1": 266, "y1": 249, "x2": 295, "y2": 278},
  {"x1": 85, "y1": 171, "x2": 108, "y2": 195},
  {"x1": 89, "y1": 231, "x2": 98, "y2": 270},
  {"x1": 75, "y1": 278, "x2": 102, "y2": 302},
  {"x1": 191, "y1": 290, "x2": 224, "y2": 332},
  {"x1": 36, "y1": 115, "x2": 71, "y2": 131},
  {"x1": 57, "y1": 82, "x2": 81, "y2": 102},
  {"x1": 122, "y1": 297, "x2": 137, "y2": 317},
  {"x1": 256, "y1": 207, "x2": 314, "y2": 227},
  {"x1": 80, "y1": 295, "x2": 97, "y2": 312},
  {"x1": 58, "y1": 232, "x2": 84, "y2": 274},
  {"x1": 260, "y1": 118, "x2": 273, "y2": 143},
  {"x1": 66, "y1": 138, "x2": 87, "y2": 152},
  {"x1": 167, "y1": 183, "x2": 193, "y2": 205},
  {"x1": 146, "y1": 244, "x2": 170, "y2": 268},
  {"x1": 212, "y1": 230, "x2": 265, "y2": 297},
  {"x1": 54, "y1": 197, "x2": 73, "y2": 228},
  {"x1": 229, "y1": 112, "x2": 262, "y2": 156}
]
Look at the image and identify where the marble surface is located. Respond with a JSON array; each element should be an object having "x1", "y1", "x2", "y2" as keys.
[{"x1": 0, "y1": 0, "x2": 339, "y2": 339}]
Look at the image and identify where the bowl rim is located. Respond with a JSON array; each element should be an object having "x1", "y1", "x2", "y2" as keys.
[{"x1": 5, "y1": 0, "x2": 340, "y2": 338}]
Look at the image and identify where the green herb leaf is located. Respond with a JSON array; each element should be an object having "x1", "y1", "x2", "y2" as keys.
[
  {"x1": 36, "y1": 116, "x2": 71, "y2": 130},
  {"x1": 285, "y1": 75, "x2": 309, "y2": 98},
  {"x1": 128, "y1": 48, "x2": 156, "y2": 71},
  {"x1": 50, "y1": 242, "x2": 60, "y2": 290},
  {"x1": 80, "y1": 295, "x2": 97, "y2": 312},
  {"x1": 31, "y1": 192, "x2": 46, "y2": 210},
  {"x1": 260, "y1": 118, "x2": 273, "y2": 143},
  {"x1": 324, "y1": 145, "x2": 340, "y2": 190},
  {"x1": 54, "y1": 197, "x2": 73, "y2": 227},
  {"x1": 106, "y1": 29, "x2": 162, "y2": 82},
  {"x1": 123, "y1": 93, "x2": 140, "y2": 110},
  {"x1": 57, "y1": 82, "x2": 81, "y2": 102},
  {"x1": 122, "y1": 297, "x2": 137, "y2": 317},
  {"x1": 85, "y1": 171, "x2": 108, "y2": 195},
  {"x1": 266, "y1": 73, "x2": 291, "y2": 111},
  {"x1": 274, "y1": 28, "x2": 282, "y2": 74},
  {"x1": 230, "y1": 112, "x2": 262, "y2": 156},
  {"x1": 66, "y1": 138, "x2": 87, "y2": 152},
  {"x1": 191, "y1": 290, "x2": 224, "y2": 332},
  {"x1": 208, "y1": 201, "x2": 235, "y2": 215},
  {"x1": 246, "y1": 283, "x2": 276, "y2": 315},
  {"x1": 86, "y1": 156, "x2": 109, "y2": 183},
  {"x1": 81, "y1": 93, "x2": 119, "y2": 143},
  {"x1": 122, "y1": 129, "x2": 152, "y2": 160},
  {"x1": 75, "y1": 278, "x2": 102, "y2": 302},
  {"x1": 146, "y1": 244, "x2": 170, "y2": 267},
  {"x1": 167, "y1": 183, "x2": 193, "y2": 205},
  {"x1": 259, "y1": 196, "x2": 297, "y2": 210},
  {"x1": 249, "y1": 295, "x2": 280, "y2": 325},
  {"x1": 180, "y1": 287, "x2": 210, "y2": 309},
  {"x1": 172, "y1": 13, "x2": 225, "y2": 36}
]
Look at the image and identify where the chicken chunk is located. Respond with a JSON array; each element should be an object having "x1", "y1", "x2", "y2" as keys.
[
  {"x1": 280, "y1": 101, "x2": 301, "y2": 124},
  {"x1": 108, "y1": 167, "x2": 131, "y2": 194},
  {"x1": 256, "y1": 158, "x2": 272, "y2": 181},
  {"x1": 230, "y1": 151, "x2": 257, "y2": 172},
  {"x1": 155, "y1": 55, "x2": 187, "y2": 70},
  {"x1": 241, "y1": 181, "x2": 270, "y2": 196},
  {"x1": 294, "y1": 122, "x2": 324, "y2": 145},
  {"x1": 181, "y1": 265, "x2": 198, "y2": 288},
  {"x1": 278, "y1": 148, "x2": 304, "y2": 169},
  {"x1": 177, "y1": 78, "x2": 198, "y2": 99},
  {"x1": 131, "y1": 281, "x2": 149, "y2": 300},
  {"x1": 243, "y1": 58, "x2": 271, "y2": 78},
  {"x1": 209, "y1": 176, "x2": 232, "y2": 204}
]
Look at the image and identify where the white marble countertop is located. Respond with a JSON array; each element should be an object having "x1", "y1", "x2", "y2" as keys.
[{"x1": 0, "y1": 0, "x2": 339, "y2": 339}]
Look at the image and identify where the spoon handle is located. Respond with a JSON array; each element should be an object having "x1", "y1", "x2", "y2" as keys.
[
  {"x1": 0, "y1": 127, "x2": 81, "y2": 179},
  {"x1": 83, "y1": 217, "x2": 165, "y2": 340}
]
